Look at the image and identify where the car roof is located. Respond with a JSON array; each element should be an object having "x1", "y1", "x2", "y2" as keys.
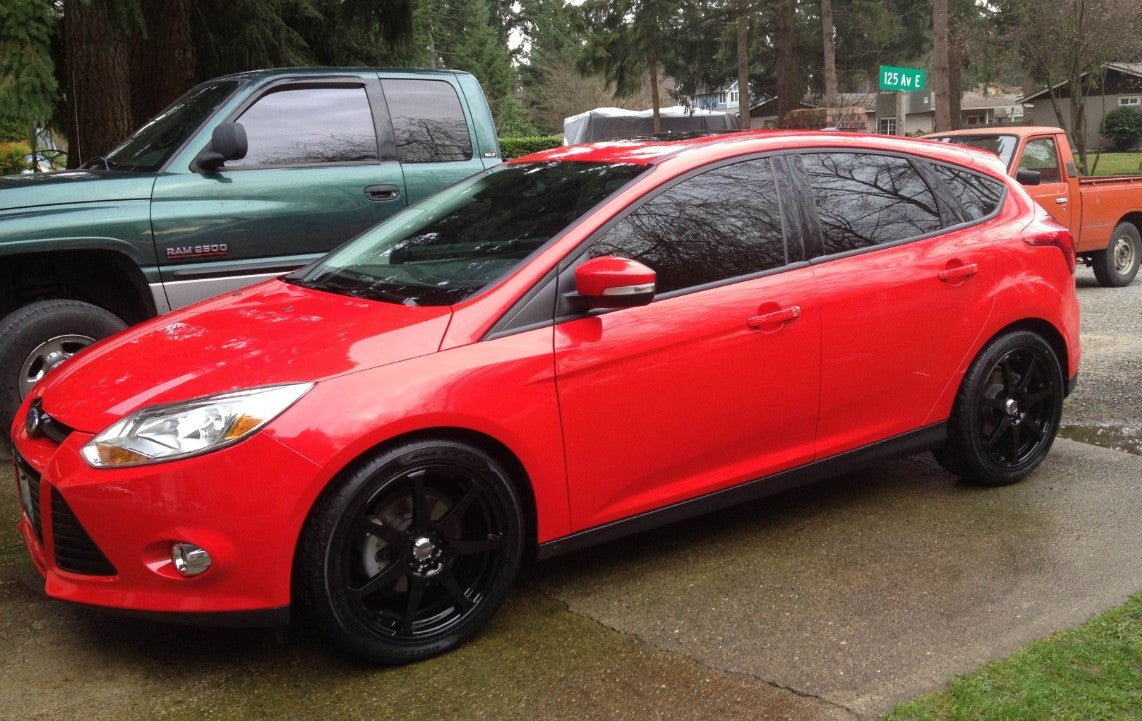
[{"x1": 511, "y1": 129, "x2": 1007, "y2": 174}]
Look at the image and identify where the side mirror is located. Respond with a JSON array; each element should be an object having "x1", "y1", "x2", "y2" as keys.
[
  {"x1": 1015, "y1": 168, "x2": 1041, "y2": 186},
  {"x1": 195, "y1": 122, "x2": 248, "y2": 172},
  {"x1": 574, "y1": 255, "x2": 656, "y2": 309}
]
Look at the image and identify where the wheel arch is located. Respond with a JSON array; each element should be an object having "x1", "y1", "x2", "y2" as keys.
[
  {"x1": 0, "y1": 249, "x2": 156, "y2": 324},
  {"x1": 992, "y1": 317, "x2": 1071, "y2": 384}
]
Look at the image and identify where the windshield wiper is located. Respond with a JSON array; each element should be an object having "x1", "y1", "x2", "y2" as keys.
[{"x1": 80, "y1": 156, "x2": 117, "y2": 171}]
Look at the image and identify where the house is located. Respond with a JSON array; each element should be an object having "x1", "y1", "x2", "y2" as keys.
[
  {"x1": 873, "y1": 87, "x2": 1023, "y2": 135},
  {"x1": 693, "y1": 81, "x2": 742, "y2": 112},
  {"x1": 1021, "y1": 62, "x2": 1142, "y2": 150}
]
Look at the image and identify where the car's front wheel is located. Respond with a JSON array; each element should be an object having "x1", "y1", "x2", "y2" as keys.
[
  {"x1": 936, "y1": 330, "x2": 1064, "y2": 486},
  {"x1": 0, "y1": 299, "x2": 127, "y2": 435},
  {"x1": 298, "y1": 439, "x2": 525, "y2": 664}
]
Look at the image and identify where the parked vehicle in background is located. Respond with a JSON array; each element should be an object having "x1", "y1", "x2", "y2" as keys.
[
  {"x1": 926, "y1": 126, "x2": 1142, "y2": 287},
  {"x1": 0, "y1": 67, "x2": 501, "y2": 433},
  {"x1": 11, "y1": 131, "x2": 1079, "y2": 664}
]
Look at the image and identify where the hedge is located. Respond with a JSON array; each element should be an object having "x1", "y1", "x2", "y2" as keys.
[
  {"x1": 0, "y1": 141, "x2": 31, "y2": 175},
  {"x1": 498, "y1": 135, "x2": 562, "y2": 159}
]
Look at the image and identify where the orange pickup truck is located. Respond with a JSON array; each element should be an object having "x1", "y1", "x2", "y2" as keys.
[{"x1": 926, "y1": 126, "x2": 1142, "y2": 287}]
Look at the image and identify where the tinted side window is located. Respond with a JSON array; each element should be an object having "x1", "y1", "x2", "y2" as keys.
[
  {"x1": 232, "y1": 86, "x2": 379, "y2": 167},
  {"x1": 931, "y1": 164, "x2": 1004, "y2": 221},
  {"x1": 381, "y1": 79, "x2": 473, "y2": 163},
  {"x1": 1018, "y1": 138, "x2": 1061, "y2": 183},
  {"x1": 589, "y1": 158, "x2": 788, "y2": 294},
  {"x1": 798, "y1": 152, "x2": 942, "y2": 254}
]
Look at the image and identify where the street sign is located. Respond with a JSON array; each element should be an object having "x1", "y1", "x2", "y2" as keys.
[{"x1": 879, "y1": 65, "x2": 926, "y2": 92}]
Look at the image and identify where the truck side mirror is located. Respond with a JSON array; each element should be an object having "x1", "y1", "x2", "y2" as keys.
[
  {"x1": 1015, "y1": 168, "x2": 1041, "y2": 186},
  {"x1": 195, "y1": 122, "x2": 248, "y2": 172}
]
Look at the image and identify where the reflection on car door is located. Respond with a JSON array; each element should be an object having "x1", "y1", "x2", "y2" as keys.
[
  {"x1": 792, "y1": 151, "x2": 998, "y2": 458},
  {"x1": 151, "y1": 76, "x2": 407, "y2": 309},
  {"x1": 553, "y1": 158, "x2": 821, "y2": 530}
]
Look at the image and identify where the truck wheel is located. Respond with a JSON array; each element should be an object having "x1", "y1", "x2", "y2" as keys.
[
  {"x1": 0, "y1": 300, "x2": 127, "y2": 434},
  {"x1": 1091, "y1": 222, "x2": 1140, "y2": 287}
]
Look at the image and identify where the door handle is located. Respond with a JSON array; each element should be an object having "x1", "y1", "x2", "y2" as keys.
[
  {"x1": 365, "y1": 184, "x2": 400, "y2": 201},
  {"x1": 747, "y1": 305, "x2": 800, "y2": 329},
  {"x1": 1055, "y1": 197, "x2": 1068, "y2": 205},
  {"x1": 938, "y1": 263, "x2": 979, "y2": 282}
]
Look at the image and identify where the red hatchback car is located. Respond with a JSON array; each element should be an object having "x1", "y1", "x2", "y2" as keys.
[{"x1": 10, "y1": 131, "x2": 1079, "y2": 663}]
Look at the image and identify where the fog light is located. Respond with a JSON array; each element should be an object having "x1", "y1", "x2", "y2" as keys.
[{"x1": 171, "y1": 543, "x2": 212, "y2": 577}]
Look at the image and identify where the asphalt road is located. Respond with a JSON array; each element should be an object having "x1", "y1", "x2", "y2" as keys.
[{"x1": 1, "y1": 265, "x2": 1139, "y2": 720}]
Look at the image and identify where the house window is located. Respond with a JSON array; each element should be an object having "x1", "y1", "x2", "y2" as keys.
[
  {"x1": 1120, "y1": 96, "x2": 1141, "y2": 107},
  {"x1": 879, "y1": 117, "x2": 897, "y2": 135}
]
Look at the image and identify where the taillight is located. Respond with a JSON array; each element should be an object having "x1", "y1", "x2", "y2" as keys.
[{"x1": 1023, "y1": 227, "x2": 1076, "y2": 274}]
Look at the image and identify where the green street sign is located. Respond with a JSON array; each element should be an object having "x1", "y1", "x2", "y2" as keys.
[{"x1": 879, "y1": 65, "x2": 926, "y2": 92}]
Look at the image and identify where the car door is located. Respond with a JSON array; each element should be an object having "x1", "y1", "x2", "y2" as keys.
[
  {"x1": 791, "y1": 151, "x2": 1000, "y2": 459},
  {"x1": 379, "y1": 75, "x2": 490, "y2": 205},
  {"x1": 1018, "y1": 135, "x2": 1078, "y2": 236},
  {"x1": 553, "y1": 157, "x2": 821, "y2": 531},
  {"x1": 151, "y1": 75, "x2": 407, "y2": 309}
]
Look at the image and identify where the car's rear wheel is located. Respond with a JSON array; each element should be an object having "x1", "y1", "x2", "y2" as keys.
[
  {"x1": 298, "y1": 439, "x2": 525, "y2": 664},
  {"x1": 936, "y1": 330, "x2": 1064, "y2": 486},
  {"x1": 1091, "y1": 222, "x2": 1140, "y2": 287}
]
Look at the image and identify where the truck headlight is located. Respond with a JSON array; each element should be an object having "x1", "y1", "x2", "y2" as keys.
[{"x1": 82, "y1": 383, "x2": 312, "y2": 467}]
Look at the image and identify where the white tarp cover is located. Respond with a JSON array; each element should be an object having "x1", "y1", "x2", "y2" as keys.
[{"x1": 562, "y1": 106, "x2": 739, "y2": 145}]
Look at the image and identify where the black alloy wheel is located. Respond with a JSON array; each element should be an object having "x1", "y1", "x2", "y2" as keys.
[
  {"x1": 936, "y1": 330, "x2": 1064, "y2": 486},
  {"x1": 299, "y1": 440, "x2": 525, "y2": 663}
]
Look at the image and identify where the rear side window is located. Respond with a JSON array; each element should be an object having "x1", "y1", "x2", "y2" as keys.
[
  {"x1": 930, "y1": 164, "x2": 1004, "y2": 221},
  {"x1": 382, "y1": 79, "x2": 473, "y2": 163},
  {"x1": 588, "y1": 158, "x2": 788, "y2": 294},
  {"x1": 798, "y1": 152, "x2": 942, "y2": 255},
  {"x1": 232, "y1": 86, "x2": 379, "y2": 167}
]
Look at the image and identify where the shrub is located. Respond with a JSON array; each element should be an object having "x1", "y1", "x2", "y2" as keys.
[
  {"x1": 1101, "y1": 106, "x2": 1142, "y2": 151},
  {"x1": 0, "y1": 141, "x2": 32, "y2": 175},
  {"x1": 498, "y1": 135, "x2": 563, "y2": 159}
]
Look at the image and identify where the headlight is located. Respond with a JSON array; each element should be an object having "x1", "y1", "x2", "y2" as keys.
[{"x1": 82, "y1": 383, "x2": 312, "y2": 467}]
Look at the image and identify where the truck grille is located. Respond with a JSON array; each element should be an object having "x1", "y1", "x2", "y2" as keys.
[
  {"x1": 13, "y1": 452, "x2": 44, "y2": 543},
  {"x1": 50, "y1": 488, "x2": 117, "y2": 576}
]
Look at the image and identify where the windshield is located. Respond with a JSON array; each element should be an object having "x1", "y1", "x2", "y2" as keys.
[
  {"x1": 105, "y1": 80, "x2": 241, "y2": 172},
  {"x1": 286, "y1": 161, "x2": 648, "y2": 306},
  {"x1": 930, "y1": 134, "x2": 1019, "y2": 170}
]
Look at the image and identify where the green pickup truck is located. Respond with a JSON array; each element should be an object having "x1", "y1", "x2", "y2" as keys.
[{"x1": 0, "y1": 67, "x2": 500, "y2": 431}]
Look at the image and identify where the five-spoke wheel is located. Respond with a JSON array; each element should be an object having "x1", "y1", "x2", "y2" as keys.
[
  {"x1": 936, "y1": 330, "x2": 1064, "y2": 485},
  {"x1": 299, "y1": 440, "x2": 524, "y2": 663}
]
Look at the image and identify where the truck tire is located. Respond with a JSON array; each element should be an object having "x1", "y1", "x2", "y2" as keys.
[
  {"x1": 0, "y1": 300, "x2": 127, "y2": 435},
  {"x1": 1091, "y1": 222, "x2": 1140, "y2": 287}
]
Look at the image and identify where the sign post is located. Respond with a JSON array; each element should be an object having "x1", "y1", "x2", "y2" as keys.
[{"x1": 879, "y1": 65, "x2": 927, "y2": 137}]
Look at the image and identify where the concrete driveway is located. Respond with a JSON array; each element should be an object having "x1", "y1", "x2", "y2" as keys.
[{"x1": 2, "y1": 267, "x2": 1139, "y2": 720}]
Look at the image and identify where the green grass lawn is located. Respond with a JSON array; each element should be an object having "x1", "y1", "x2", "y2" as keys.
[
  {"x1": 1077, "y1": 152, "x2": 1142, "y2": 176},
  {"x1": 884, "y1": 591, "x2": 1142, "y2": 721}
]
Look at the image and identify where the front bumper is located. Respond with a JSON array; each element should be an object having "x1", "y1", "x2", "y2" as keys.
[{"x1": 10, "y1": 408, "x2": 324, "y2": 620}]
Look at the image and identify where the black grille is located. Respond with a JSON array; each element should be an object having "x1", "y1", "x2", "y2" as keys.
[
  {"x1": 51, "y1": 488, "x2": 117, "y2": 576},
  {"x1": 40, "y1": 413, "x2": 74, "y2": 444},
  {"x1": 13, "y1": 452, "x2": 44, "y2": 543}
]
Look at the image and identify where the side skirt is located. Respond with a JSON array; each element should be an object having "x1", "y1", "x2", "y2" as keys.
[{"x1": 537, "y1": 422, "x2": 947, "y2": 559}]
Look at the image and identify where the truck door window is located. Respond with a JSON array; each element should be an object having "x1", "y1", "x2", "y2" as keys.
[
  {"x1": 381, "y1": 79, "x2": 474, "y2": 163},
  {"x1": 231, "y1": 86, "x2": 379, "y2": 167},
  {"x1": 1018, "y1": 138, "x2": 1062, "y2": 183}
]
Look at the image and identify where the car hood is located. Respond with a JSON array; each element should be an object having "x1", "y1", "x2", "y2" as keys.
[
  {"x1": 0, "y1": 171, "x2": 156, "y2": 212},
  {"x1": 35, "y1": 280, "x2": 453, "y2": 433}
]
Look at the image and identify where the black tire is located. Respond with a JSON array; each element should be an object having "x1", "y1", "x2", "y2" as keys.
[
  {"x1": 0, "y1": 299, "x2": 127, "y2": 433},
  {"x1": 1091, "y1": 222, "x2": 1140, "y2": 287},
  {"x1": 298, "y1": 439, "x2": 525, "y2": 664},
  {"x1": 937, "y1": 330, "x2": 1064, "y2": 486}
]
